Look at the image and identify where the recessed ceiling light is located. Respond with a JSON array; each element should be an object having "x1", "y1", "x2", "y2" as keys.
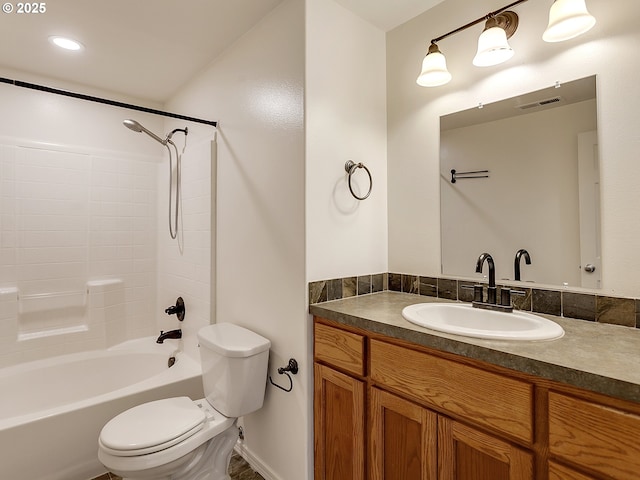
[{"x1": 49, "y1": 36, "x2": 84, "y2": 51}]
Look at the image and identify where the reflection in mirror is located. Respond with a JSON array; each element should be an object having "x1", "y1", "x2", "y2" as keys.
[{"x1": 440, "y1": 76, "x2": 600, "y2": 288}]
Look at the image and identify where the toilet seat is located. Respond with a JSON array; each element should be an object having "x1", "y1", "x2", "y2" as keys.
[
  {"x1": 98, "y1": 397, "x2": 236, "y2": 475},
  {"x1": 99, "y1": 397, "x2": 206, "y2": 456}
]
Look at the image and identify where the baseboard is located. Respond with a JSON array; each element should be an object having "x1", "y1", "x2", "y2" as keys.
[{"x1": 234, "y1": 442, "x2": 281, "y2": 480}]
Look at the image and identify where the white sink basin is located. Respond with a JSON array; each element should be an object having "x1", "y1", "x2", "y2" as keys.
[{"x1": 402, "y1": 303, "x2": 564, "y2": 341}]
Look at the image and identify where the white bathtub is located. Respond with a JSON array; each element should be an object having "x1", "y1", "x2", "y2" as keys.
[{"x1": 0, "y1": 337, "x2": 204, "y2": 480}]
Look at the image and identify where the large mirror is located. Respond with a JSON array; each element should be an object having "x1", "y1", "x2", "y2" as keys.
[{"x1": 440, "y1": 76, "x2": 600, "y2": 288}]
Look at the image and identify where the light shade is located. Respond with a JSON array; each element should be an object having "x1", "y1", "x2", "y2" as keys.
[
  {"x1": 416, "y1": 44, "x2": 452, "y2": 87},
  {"x1": 543, "y1": 0, "x2": 596, "y2": 42},
  {"x1": 473, "y1": 26, "x2": 514, "y2": 67}
]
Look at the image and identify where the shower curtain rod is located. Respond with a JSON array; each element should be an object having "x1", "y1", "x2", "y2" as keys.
[{"x1": 0, "y1": 76, "x2": 217, "y2": 128}]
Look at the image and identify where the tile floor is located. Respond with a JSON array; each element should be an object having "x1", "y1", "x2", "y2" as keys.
[
  {"x1": 228, "y1": 453, "x2": 266, "y2": 480},
  {"x1": 92, "y1": 474, "x2": 121, "y2": 480},
  {"x1": 91, "y1": 452, "x2": 264, "y2": 480}
]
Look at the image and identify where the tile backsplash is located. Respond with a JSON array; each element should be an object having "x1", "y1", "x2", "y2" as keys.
[
  {"x1": 309, "y1": 272, "x2": 640, "y2": 329},
  {"x1": 309, "y1": 273, "x2": 388, "y2": 304}
]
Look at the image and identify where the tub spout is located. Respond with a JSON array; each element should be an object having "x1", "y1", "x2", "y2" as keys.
[{"x1": 156, "y1": 329, "x2": 182, "y2": 343}]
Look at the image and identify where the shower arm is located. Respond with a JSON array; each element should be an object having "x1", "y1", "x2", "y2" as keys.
[{"x1": 167, "y1": 127, "x2": 188, "y2": 140}]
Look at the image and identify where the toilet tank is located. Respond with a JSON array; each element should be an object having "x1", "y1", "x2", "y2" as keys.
[{"x1": 197, "y1": 323, "x2": 271, "y2": 418}]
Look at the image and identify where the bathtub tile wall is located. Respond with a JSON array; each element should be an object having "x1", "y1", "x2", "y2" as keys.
[
  {"x1": 0, "y1": 145, "x2": 16, "y2": 286},
  {"x1": 0, "y1": 288, "x2": 19, "y2": 366},
  {"x1": 88, "y1": 279, "x2": 127, "y2": 347},
  {"x1": 90, "y1": 155, "x2": 158, "y2": 341},
  {"x1": 0, "y1": 142, "x2": 160, "y2": 367},
  {"x1": 15, "y1": 149, "x2": 90, "y2": 293},
  {"x1": 156, "y1": 139, "x2": 213, "y2": 361}
]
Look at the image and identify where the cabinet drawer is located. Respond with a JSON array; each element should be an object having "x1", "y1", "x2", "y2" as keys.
[
  {"x1": 549, "y1": 391, "x2": 640, "y2": 480},
  {"x1": 370, "y1": 339, "x2": 533, "y2": 444},
  {"x1": 548, "y1": 461, "x2": 598, "y2": 480},
  {"x1": 314, "y1": 322, "x2": 365, "y2": 376}
]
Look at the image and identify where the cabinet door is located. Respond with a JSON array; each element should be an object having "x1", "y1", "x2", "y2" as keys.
[
  {"x1": 370, "y1": 388, "x2": 437, "y2": 480},
  {"x1": 314, "y1": 363, "x2": 365, "y2": 480},
  {"x1": 439, "y1": 417, "x2": 533, "y2": 480}
]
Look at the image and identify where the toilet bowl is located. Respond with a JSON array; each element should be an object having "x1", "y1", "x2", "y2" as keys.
[{"x1": 98, "y1": 323, "x2": 270, "y2": 480}]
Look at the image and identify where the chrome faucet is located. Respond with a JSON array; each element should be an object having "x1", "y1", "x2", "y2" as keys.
[
  {"x1": 475, "y1": 252, "x2": 497, "y2": 304},
  {"x1": 514, "y1": 249, "x2": 531, "y2": 281},
  {"x1": 156, "y1": 329, "x2": 182, "y2": 344}
]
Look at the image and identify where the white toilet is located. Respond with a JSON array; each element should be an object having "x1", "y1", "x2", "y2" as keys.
[{"x1": 98, "y1": 323, "x2": 271, "y2": 480}]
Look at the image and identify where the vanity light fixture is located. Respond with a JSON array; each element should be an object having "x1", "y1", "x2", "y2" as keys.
[
  {"x1": 416, "y1": 0, "x2": 596, "y2": 87},
  {"x1": 416, "y1": 0, "x2": 526, "y2": 87},
  {"x1": 542, "y1": 0, "x2": 596, "y2": 43}
]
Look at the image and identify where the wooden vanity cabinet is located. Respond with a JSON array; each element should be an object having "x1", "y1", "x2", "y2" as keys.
[
  {"x1": 313, "y1": 317, "x2": 640, "y2": 480},
  {"x1": 313, "y1": 322, "x2": 366, "y2": 480}
]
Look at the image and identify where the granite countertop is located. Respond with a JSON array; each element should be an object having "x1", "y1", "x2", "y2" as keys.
[{"x1": 310, "y1": 291, "x2": 640, "y2": 404}]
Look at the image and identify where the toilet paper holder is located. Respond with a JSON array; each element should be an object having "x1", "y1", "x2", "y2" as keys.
[{"x1": 269, "y1": 358, "x2": 298, "y2": 393}]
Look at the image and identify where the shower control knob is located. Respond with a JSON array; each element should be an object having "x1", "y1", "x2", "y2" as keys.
[
  {"x1": 165, "y1": 297, "x2": 185, "y2": 321},
  {"x1": 584, "y1": 264, "x2": 596, "y2": 273}
]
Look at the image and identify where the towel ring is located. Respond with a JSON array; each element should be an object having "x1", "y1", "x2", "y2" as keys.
[{"x1": 345, "y1": 160, "x2": 373, "y2": 200}]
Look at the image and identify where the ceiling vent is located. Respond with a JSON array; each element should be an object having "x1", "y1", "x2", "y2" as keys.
[{"x1": 517, "y1": 96, "x2": 563, "y2": 110}]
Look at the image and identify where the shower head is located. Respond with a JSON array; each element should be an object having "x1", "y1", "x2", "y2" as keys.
[
  {"x1": 123, "y1": 119, "x2": 143, "y2": 133},
  {"x1": 123, "y1": 119, "x2": 166, "y2": 145}
]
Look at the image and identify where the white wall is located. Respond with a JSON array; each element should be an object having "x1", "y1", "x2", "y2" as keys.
[
  {"x1": 166, "y1": 0, "x2": 388, "y2": 477},
  {"x1": 387, "y1": 0, "x2": 640, "y2": 297},
  {"x1": 166, "y1": 1, "x2": 307, "y2": 478},
  {"x1": 306, "y1": 0, "x2": 388, "y2": 282}
]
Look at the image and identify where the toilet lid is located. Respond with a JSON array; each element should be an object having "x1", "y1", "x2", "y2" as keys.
[{"x1": 100, "y1": 397, "x2": 206, "y2": 455}]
